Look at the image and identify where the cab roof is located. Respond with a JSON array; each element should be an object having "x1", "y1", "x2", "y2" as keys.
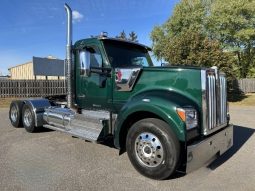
[{"x1": 74, "y1": 37, "x2": 151, "y2": 51}]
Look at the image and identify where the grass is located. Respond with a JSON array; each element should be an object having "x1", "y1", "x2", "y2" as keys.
[
  {"x1": 229, "y1": 93, "x2": 255, "y2": 106},
  {"x1": 0, "y1": 98, "x2": 21, "y2": 108}
]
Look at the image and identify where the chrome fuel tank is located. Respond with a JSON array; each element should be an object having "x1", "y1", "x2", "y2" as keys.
[{"x1": 43, "y1": 107, "x2": 75, "y2": 129}]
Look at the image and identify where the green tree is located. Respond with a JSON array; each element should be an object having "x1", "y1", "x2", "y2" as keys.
[
  {"x1": 208, "y1": 0, "x2": 255, "y2": 78},
  {"x1": 152, "y1": 27, "x2": 235, "y2": 79},
  {"x1": 164, "y1": 0, "x2": 208, "y2": 35},
  {"x1": 151, "y1": 0, "x2": 255, "y2": 79},
  {"x1": 151, "y1": 0, "x2": 210, "y2": 61},
  {"x1": 129, "y1": 31, "x2": 138, "y2": 42}
]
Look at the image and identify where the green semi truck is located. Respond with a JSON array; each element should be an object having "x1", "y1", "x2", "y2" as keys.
[{"x1": 9, "y1": 4, "x2": 233, "y2": 180}]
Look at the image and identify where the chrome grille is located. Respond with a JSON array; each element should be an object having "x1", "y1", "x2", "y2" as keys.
[{"x1": 201, "y1": 69, "x2": 228, "y2": 135}]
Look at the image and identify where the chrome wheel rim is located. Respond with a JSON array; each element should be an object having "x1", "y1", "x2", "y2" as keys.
[
  {"x1": 135, "y1": 132, "x2": 164, "y2": 167},
  {"x1": 24, "y1": 109, "x2": 32, "y2": 127},
  {"x1": 10, "y1": 106, "x2": 18, "y2": 122}
]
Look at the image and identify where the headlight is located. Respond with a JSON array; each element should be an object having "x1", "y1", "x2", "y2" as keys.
[{"x1": 176, "y1": 107, "x2": 198, "y2": 130}]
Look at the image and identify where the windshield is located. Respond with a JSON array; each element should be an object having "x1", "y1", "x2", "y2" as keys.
[{"x1": 103, "y1": 40, "x2": 154, "y2": 68}]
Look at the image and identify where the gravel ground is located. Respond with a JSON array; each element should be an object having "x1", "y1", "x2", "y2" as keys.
[{"x1": 0, "y1": 106, "x2": 254, "y2": 191}]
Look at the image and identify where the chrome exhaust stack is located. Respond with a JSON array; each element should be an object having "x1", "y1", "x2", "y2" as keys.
[
  {"x1": 40, "y1": 4, "x2": 106, "y2": 143},
  {"x1": 64, "y1": 3, "x2": 73, "y2": 108}
]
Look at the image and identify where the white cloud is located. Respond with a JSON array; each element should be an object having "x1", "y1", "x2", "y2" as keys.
[{"x1": 72, "y1": 10, "x2": 84, "y2": 22}]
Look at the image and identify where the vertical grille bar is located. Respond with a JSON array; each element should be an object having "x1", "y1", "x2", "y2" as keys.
[
  {"x1": 208, "y1": 75, "x2": 211, "y2": 130},
  {"x1": 220, "y1": 77, "x2": 223, "y2": 123},
  {"x1": 219, "y1": 75, "x2": 227, "y2": 124},
  {"x1": 213, "y1": 75, "x2": 217, "y2": 128},
  {"x1": 207, "y1": 74, "x2": 217, "y2": 130}
]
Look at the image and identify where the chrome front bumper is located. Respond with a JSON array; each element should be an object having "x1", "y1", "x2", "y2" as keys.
[{"x1": 186, "y1": 124, "x2": 233, "y2": 173}]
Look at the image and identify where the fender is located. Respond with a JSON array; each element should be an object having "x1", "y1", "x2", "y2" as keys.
[
  {"x1": 23, "y1": 99, "x2": 51, "y2": 127},
  {"x1": 114, "y1": 89, "x2": 200, "y2": 149}
]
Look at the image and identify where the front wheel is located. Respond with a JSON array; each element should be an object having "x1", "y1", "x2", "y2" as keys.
[{"x1": 126, "y1": 118, "x2": 180, "y2": 180}]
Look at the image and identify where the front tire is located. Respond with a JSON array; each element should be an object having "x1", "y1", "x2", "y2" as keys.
[
  {"x1": 126, "y1": 118, "x2": 180, "y2": 180},
  {"x1": 22, "y1": 104, "x2": 37, "y2": 133}
]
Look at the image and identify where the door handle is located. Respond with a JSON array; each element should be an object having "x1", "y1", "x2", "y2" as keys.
[{"x1": 77, "y1": 94, "x2": 86, "y2": 98}]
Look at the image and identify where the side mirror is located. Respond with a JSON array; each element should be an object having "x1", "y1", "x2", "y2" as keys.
[{"x1": 79, "y1": 50, "x2": 91, "y2": 77}]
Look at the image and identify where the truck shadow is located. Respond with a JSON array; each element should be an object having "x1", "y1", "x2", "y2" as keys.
[
  {"x1": 98, "y1": 135, "x2": 115, "y2": 148},
  {"x1": 37, "y1": 124, "x2": 255, "y2": 175},
  {"x1": 208, "y1": 125, "x2": 255, "y2": 170},
  {"x1": 35, "y1": 127, "x2": 54, "y2": 133}
]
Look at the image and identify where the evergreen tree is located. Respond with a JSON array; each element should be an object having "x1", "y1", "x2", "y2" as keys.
[
  {"x1": 129, "y1": 31, "x2": 138, "y2": 42},
  {"x1": 116, "y1": 30, "x2": 127, "y2": 40},
  {"x1": 116, "y1": 30, "x2": 139, "y2": 42}
]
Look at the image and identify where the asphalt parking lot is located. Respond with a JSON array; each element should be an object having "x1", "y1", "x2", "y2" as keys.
[{"x1": 0, "y1": 106, "x2": 254, "y2": 191}]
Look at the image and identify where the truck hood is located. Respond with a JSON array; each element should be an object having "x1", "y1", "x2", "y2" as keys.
[{"x1": 113, "y1": 66, "x2": 203, "y2": 111}]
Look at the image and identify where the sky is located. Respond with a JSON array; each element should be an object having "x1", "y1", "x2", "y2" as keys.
[{"x1": 0, "y1": 0, "x2": 179, "y2": 75}]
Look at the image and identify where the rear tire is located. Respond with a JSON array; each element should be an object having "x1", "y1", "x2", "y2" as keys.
[
  {"x1": 126, "y1": 118, "x2": 180, "y2": 180},
  {"x1": 9, "y1": 101, "x2": 24, "y2": 127},
  {"x1": 22, "y1": 104, "x2": 37, "y2": 133}
]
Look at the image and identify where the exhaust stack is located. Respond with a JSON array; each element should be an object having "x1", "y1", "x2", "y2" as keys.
[{"x1": 64, "y1": 3, "x2": 73, "y2": 108}]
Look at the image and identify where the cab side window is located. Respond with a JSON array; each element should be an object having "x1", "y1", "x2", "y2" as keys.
[{"x1": 90, "y1": 46, "x2": 102, "y2": 68}]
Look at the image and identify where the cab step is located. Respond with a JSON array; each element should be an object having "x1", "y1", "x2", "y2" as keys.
[
  {"x1": 44, "y1": 122, "x2": 102, "y2": 142},
  {"x1": 43, "y1": 107, "x2": 110, "y2": 142},
  {"x1": 81, "y1": 109, "x2": 110, "y2": 120}
]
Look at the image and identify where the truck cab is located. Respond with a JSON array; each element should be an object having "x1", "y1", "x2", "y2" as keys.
[
  {"x1": 8, "y1": 4, "x2": 233, "y2": 180},
  {"x1": 73, "y1": 37, "x2": 153, "y2": 111}
]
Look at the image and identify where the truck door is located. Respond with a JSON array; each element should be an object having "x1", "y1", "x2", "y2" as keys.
[{"x1": 76, "y1": 44, "x2": 112, "y2": 110}]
